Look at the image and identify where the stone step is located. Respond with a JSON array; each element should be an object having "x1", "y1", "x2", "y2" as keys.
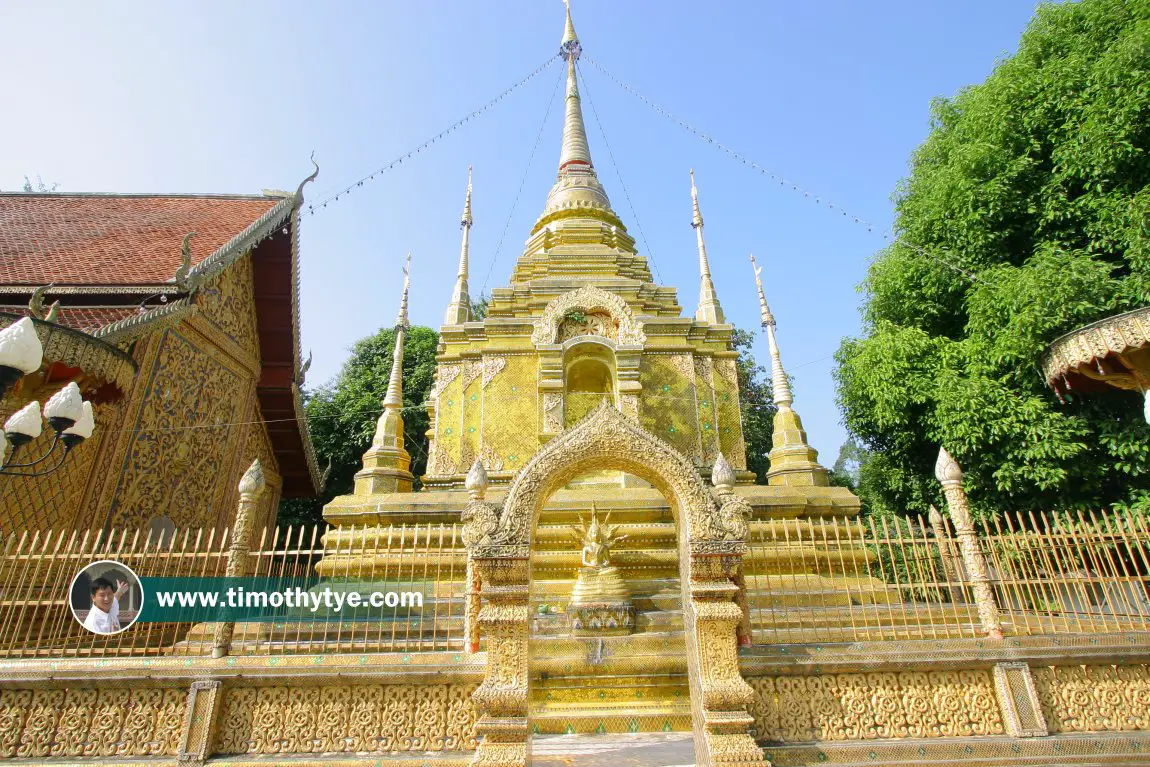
[
  {"x1": 534, "y1": 684, "x2": 688, "y2": 706},
  {"x1": 529, "y1": 701, "x2": 694, "y2": 735}
]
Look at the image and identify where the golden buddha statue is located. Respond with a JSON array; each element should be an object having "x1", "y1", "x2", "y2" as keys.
[{"x1": 567, "y1": 506, "x2": 634, "y2": 635}]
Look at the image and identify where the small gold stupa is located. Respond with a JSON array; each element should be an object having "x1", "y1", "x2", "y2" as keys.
[{"x1": 568, "y1": 506, "x2": 634, "y2": 635}]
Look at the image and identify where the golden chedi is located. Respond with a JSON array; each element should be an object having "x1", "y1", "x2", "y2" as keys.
[{"x1": 568, "y1": 507, "x2": 634, "y2": 635}]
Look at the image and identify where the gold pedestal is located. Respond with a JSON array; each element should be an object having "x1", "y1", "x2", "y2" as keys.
[{"x1": 568, "y1": 565, "x2": 634, "y2": 636}]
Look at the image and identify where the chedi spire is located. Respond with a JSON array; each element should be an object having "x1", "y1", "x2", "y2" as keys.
[
  {"x1": 690, "y1": 170, "x2": 725, "y2": 324},
  {"x1": 537, "y1": 1, "x2": 616, "y2": 221},
  {"x1": 443, "y1": 167, "x2": 474, "y2": 326},
  {"x1": 749, "y1": 253, "x2": 828, "y2": 487},
  {"x1": 355, "y1": 255, "x2": 415, "y2": 494}
]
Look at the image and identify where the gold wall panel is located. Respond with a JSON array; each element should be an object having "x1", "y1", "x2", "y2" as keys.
[
  {"x1": 215, "y1": 683, "x2": 478, "y2": 754},
  {"x1": 435, "y1": 364, "x2": 463, "y2": 474},
  {"x1": 0, "y1": 687, "x2": 184, "y2": 758},
  {"x1": 1034, "y1": 664, "x2": 1150, "y2": 733},
  {"x1": 461, "y1": 361, "x2": 482, "y2": 470},
  {"x1": 481, "y1": 354, "x2": 537, "y2": 473},
  {"x1": 639, "y1": 353, "x2": 700, "y2": 462},
  {"x1": 747, "y1": 671, "x2": 1004, "y2": 742},
  {"x1": 713, "y1": 357, "x2": 747, "y2": 469}
]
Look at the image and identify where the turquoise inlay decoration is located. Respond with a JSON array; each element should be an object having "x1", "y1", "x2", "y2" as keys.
[
  {"x1": 447, "y1": 399, "x2": 454, "y2": 406},
  {"x1": 662, "y1": 384, "x2": 670, "y2": 392},
  {"x1": 445, "y1": 427, "x2": 453, "y2": 434},
  {"x1": 468, "y1": 426, "x2": 475, "y2": 433},
  {"x1": 470, "y1": 394, "x2": 477, "y2": 401},
  {"x1": 668, "y1": 426, "x2": 676, "y2": 433}
]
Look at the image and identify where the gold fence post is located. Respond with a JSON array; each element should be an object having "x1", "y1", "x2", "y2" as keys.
[
  {"x1": 212, "y1": 459, "x2": 266, "y2": 658},
  {"x1": 176, "y1": 679, "x2": 224, "y2": 766},
  {"x1": 928, "y1": 504, "x2": 964, "y2": 605},
  {"x1": 934, "y1": 447, "x2": 1004, "y2": 639}
]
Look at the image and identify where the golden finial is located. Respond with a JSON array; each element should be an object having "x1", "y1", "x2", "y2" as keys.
[
  {"x1": 690, "y1": 170, "x2": 724, "y2": 323},
  {"x1": 749, "y1": 253, "x2": 774, "y2": 328},
  {"x1": 395, "y1": 254, "x2": 411, "y2": 329}
]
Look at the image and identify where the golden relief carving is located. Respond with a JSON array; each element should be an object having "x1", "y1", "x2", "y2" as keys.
[
  {"x1": 436, "y1": 363, "x2": 462, "y2": 396},
  {"x1": 196, "y1": 254, "x2": 261, "y2": 366},
  {"x1": 108, "y1": 329, "x2": 248, "y2": 528},
  {"x1": 475, "y1": 401, "x2": 716, "y2": 557},
  {"x1": 542, "y1": 392, "x2": 563, "y2": 434},
  {"x1": 532, "y1": 287, "x2": 645, "y2": 346},
  {"x1": 747, "y1": 670, "x2": 1004, "y2": 742},
  {"x1": 462, "y1": 360, "x2": 483, "y2": 390},
  {"x1": 0, "y1": 687, "x2": 183, "y2": 758},
  {"x1": 1034, "y1": 664, "x2": 1150, "y2": 733},
  {"x1": 558, "y1": 309, "x2": 618, "y2": 342},
  {"x1": 482, "y1": 356, "x2": 507, "y2": 388},
  {"x1": 215, "y1": 684, "x2": 478, "y2": 754}
]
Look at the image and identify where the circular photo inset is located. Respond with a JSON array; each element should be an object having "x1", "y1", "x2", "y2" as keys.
[{"x1": 69, "y1": 560, "x2": 143, "y2": 635}]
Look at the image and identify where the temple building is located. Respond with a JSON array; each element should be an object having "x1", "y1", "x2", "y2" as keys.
[{"x1": 0, "y1": 184, "x2": 320, "y2": 533}]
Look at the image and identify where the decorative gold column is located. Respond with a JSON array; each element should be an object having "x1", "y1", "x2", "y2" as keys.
[
  {"x1": 687, "y1": 455, "x2": 770, "y2": 767},
  {"x1": 467, "y1": 556, "x2": 530, "y2": 767},
  {"x1": 212, "y1": 458, "x2": 266, "y2": 658},
  {"x1": 935, "y1": 447, "x2": 1004, "y2": 640},
  {"x1": 462, "y1": 458, "x2": 531, "y2": 767}
]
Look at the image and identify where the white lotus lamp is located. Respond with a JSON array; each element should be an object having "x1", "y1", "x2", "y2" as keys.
[
  {"x1": 0, "y1": 318, "x2": 44, "y2": 397},
  {"x1": 4, "y1": 401, "x2": 42, "y2": 447},
  {"x1": 43, "y1": 382, "x2": 83, "y2": 432},
  {"x1": 62, "y1": 401, "x2": 95, "y2": 446}
]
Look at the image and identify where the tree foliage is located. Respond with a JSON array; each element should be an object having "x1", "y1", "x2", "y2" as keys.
[
  {"x1": 732, "y1": 328, "x2": 776, "y2": 482},
  {"x1": 836, "y1": 0, "x2": 1150, "y2": 518}
]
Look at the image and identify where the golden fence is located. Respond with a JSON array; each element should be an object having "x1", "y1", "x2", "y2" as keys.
[
  {"x1": 0, "y1": 523, "x2": 467, "y2": 658},
  {"x1": 744, "y1": 511, "x2": 1150, "y2": 644}
]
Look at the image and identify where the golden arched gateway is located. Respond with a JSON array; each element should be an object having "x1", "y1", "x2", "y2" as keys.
[{"x1": 462, "y1": 402, "x2": 767, "y2": 767}]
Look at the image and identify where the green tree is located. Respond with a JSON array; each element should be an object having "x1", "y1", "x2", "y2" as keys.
[
  {"x1": 471, "y1": 293, "x2": 489, "y2": 321},
  {"x1": 733, "y1": 328, "x2": 776, "y2": 482},
  {"x1": 278, "y1": 326, "x2": 439, "y2": 527},
  {"x1": 836, "y1": 0, "x2": 1150, "y2": 518}
]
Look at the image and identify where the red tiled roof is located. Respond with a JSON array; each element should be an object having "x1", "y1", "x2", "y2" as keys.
[
  {"x1": 0, "y1": 194, "x2": 282, "y2": 286},
  {"x1": 0, "y1": 305, "x2": 139, "y2": 333}
]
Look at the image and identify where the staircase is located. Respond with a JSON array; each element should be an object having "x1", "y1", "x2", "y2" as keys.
[{"x1": 529, "y1": 484, "x2": 693, "y2": 735}]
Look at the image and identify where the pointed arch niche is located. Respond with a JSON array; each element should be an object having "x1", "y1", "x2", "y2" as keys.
[{"x1": 534, "y1": 287, "x2": 645, "y2": 439}]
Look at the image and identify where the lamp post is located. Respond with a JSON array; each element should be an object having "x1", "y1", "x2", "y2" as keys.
[{"x1": 0, "y1": 318, "x2": 97, "y2": 477}]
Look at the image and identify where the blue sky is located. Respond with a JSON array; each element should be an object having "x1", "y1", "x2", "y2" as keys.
[{"x1": 2, "y1": 1, "x2": 1045, "y2": 464}]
